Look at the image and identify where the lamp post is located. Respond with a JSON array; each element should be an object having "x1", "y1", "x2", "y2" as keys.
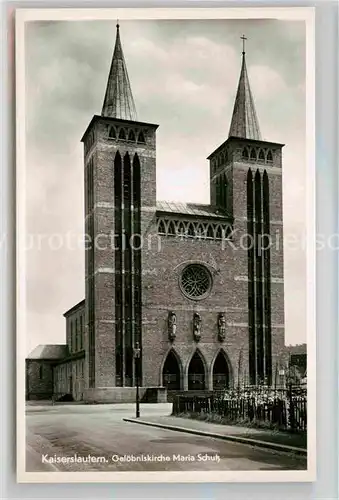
[{"x1": 133, "y1": 341, "x2": 141, "y2": 418}]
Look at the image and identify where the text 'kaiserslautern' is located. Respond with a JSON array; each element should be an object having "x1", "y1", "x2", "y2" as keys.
[{"x1": 41, "y1": 453, "x2": 221, "y2": 464}]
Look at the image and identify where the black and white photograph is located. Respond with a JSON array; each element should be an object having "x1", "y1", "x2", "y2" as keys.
[{"x1": 16, "y1": 7, "x2": 315, "y2": 483}]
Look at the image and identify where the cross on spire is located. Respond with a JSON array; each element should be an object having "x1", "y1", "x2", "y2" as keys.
[
  {"x1": 241, "y1": 34, "x2": 247, "y2": 55},
  {"x1": 228, "y1": 35, "x2": 261, "y2": 141}
]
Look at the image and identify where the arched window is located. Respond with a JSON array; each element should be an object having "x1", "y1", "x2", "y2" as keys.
[
  {"x1": 162, "y1": 350, "x2": 181, "y2": 390},
  {"x1": 188, "y1": 350, "x2": 206, "y2": 390},
  {"x1": 187, "y1": 223, "x2": 195, "y2": 237},
  {"x1": 242, "y1": 148, "x2": 249, "y2": 160},
  {"x1": 225, "y1": 225, "x2": 232, "y2": 238},
  {"x1": 258, "y1": 149, "x2": 265, "y2": 161},
  {"x1": 216, "y1": 178, "x2": 221, "y2": 207},
  {"x1": 137, "y1": 131, "x2": 146, "y2": 143},
  {"x1": 267, "y1": 150, "x2": 273, "y2": 163},
  {"x1": 119, "y1": 128, "x2": 126, "y2": 140},
  {"x1": 206, "y1": 225, "x2": 214, "y2": 238},
  {"x1": 224, "y1": 149, "x2": 229, "y2": 163},
  {"x1": 223, "y1": 174, "x2": 228, "y2": 209},
  {"x1": 158, "y1": 220, "x2": 166, "y2": 234},
  {"x1": 109, "y1": 127, "x2": 116, "y2": 139},
  {"x1": 168, "y1": 221, "x2": 175, "y2": 235},
  {"x1": 196, "y1": 224, "x2": 204, "y2": 238},
  {"x1": 178, "y1": 221, "x2": 185, "y2": 236},
  {"x1": 128, "y1": 130, "x2": 136, "y2": 142},
  {"x1": 250, "y1": 148, "x2": 257, "y2": 161},
  {"x1": 213, "y1": 351, "x2": 230, "y2": 390}
]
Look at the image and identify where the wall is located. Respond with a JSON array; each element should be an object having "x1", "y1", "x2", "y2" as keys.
[{"x1": 26, "y1": 360, "x2": 54, "y2": 400}]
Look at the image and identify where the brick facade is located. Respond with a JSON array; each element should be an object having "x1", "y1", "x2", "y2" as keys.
[{"x1": 26, "y1": 29, "x2": 286, "y2": 403}]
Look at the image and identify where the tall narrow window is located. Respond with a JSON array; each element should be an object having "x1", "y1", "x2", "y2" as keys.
[
  {"x1": 263, "y1": 170, "x2": 272, "y2": 384},
  {"x1": 255, "y1": 169, "x2": 264, "y2": 383},
  {"x1": 75, "y1": 318, "x2": 78, "y2": 352},
  {"x1": 216, "y1": 178, "x2": 221, "y2": 207},
  {"x1": 247, "y1": 168, "x2": 256, "y2": 385},
  {"x1": 133, "y1": 154, "x2": 142, "y2": 385},
  {"x1": 70, "y1": 321, "x2": 73, "y2": 352},
  {"x1": 87, "y1": 156, "x2": 95, "y2": 387},
  {"x1": 114, "y1": 151, "x2": 123, "y2": 386},
  {"x1": 223, "y1": 174, "x2": 228, "y2": 210},
  {"x1": 80, "y1": 315, "x2": 83, "y2": 350},
  {"x1": 123, "y1": 152, "x2": 133, "y2": 387}
]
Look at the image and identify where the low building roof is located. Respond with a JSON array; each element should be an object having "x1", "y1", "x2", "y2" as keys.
[
  {"x1": 26, "y1": 344, "x2": 69, "y2": 360},
  {"x1": 63, "y1": 299, "x2": 85, "y2": 317},
  {"x1": 156, "y1": 201, "x2": 231, "y2": 220}
]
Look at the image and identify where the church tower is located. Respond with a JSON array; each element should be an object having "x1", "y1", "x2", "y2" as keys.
[
  {"x1": 208, "y1": 38, "x2": 285, "y2": 385},
  {"x1": 81, "y1": 24, "x2": 158, "y2": 395}
]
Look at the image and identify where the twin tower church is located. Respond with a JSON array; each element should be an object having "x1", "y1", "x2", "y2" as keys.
[{"x1": 26, "y1": 25, "x2": 286, "y2": 402}]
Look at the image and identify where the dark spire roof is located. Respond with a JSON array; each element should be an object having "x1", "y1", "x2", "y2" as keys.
[
  {"x1": 101, "y1": 23, "x2": 137, "y2": 121},
  {"x1": 228, "y1": 41, "x2": 261, "y2": 141}
]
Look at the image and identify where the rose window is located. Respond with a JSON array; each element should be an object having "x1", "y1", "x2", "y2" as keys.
[{"x1": 180, "y1": 264, "x2": 212, "y2": 300}]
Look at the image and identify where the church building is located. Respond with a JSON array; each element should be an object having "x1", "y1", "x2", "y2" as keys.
[{"x1": 26, "y1": 25, "x2": 285, "y2": 402}]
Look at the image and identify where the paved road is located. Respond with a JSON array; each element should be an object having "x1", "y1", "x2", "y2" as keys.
[{"x1": 26, "y1": 402, "x2": 306, "y2": 472}]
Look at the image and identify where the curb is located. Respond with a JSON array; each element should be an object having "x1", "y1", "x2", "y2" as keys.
[{"x1": 123, "y1": 418, "x2": 307, "y2": 456}]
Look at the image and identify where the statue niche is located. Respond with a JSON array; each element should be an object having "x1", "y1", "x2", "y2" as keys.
[
  {"x1": 218, "y1": 313, "x2": 226, "y2": 341},
  {"x1": 168, "y1": 311, "x2": 177, "y2": 341},
  {"x1": 193, "y1": 312, "x2": 202, "y2": 342}
]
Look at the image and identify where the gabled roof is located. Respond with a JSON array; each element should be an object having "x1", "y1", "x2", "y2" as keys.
[
  {"x1": 228, "y1": 52, "x2": 261, "y2": 141},
  {"x1": 156, "y1": 201, "x2": 231, "y2": 220},
  {"x1": 101, "y1": 24, "x2": 137, "y2": 121},
  {"x1": 26, "y1": 344, "x2": 69, "y2": 361}
]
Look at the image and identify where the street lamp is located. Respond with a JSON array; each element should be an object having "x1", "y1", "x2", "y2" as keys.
[{"x1": 133, "y1": 341, "x2": 141, "y2": 418}]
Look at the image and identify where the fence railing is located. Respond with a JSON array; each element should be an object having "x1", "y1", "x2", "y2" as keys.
[{"x1": 172, "y1": 386, "x2": 307, "y2": 432}]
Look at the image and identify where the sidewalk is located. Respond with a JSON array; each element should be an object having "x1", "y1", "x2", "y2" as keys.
[{"x1": 123, "y1": 415, "x2": 307, "y2": 456}]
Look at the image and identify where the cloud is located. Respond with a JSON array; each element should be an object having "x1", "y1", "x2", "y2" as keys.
[{"x1": 249, "y1": 65, "x2": 287, "y2": 99}]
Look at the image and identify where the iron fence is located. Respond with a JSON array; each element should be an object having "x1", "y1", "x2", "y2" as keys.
[{"x1": 172, "y1": 386, "x2": 307, "y2": 432}]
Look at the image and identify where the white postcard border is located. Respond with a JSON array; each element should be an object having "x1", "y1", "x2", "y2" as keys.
[{"x1": 16, "y1": 6, "x2": 316, "y2": 484}]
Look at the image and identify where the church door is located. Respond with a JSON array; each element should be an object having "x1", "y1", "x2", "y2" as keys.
[
  {"x1": 213, "y1": 351, "x2": 230, "y2": 391},
  {"x1": 188, "y1": 351, "x2": 206, "y2": 390},
  {"x1": 162, "y1": 350, "x2": 181, "y2": 390}
]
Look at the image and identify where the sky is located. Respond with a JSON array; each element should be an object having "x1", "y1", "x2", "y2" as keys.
[{"x1": 24, "y1": 18, "x2": 307, "y2": 354}]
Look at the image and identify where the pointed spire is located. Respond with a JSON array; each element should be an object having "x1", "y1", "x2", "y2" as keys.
[
  {"x1": 101, "y1": 23, "x2": 137, "y2": 121},
  {"x1": 228, "y1": 36, "x2": 261, "y2": 141}
]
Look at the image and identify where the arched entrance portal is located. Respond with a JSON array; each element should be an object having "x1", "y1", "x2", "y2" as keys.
[
  {"x1": 188, "y1": 351, "x2": 206, "y2": 390},
  {"x1": 162, "y1": 350, "x2": 181, "y2": 390},
  {"x1": 213, "y1": 351, "x2": 230, "y2": 390}
]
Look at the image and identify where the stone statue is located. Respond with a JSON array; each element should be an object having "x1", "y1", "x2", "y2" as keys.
[
  {"x1": 218, "y1": 313, "x2": 226, "y2": 341},
  {"x1": 168, "y1": 311, "x2": 177, "y2": 341},
  {"x1": 193, "y1": 312, "x2": 202, "y2": 341}
]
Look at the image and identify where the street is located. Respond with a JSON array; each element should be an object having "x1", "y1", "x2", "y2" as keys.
[{"x1": 26, "y1": 402, "x2": 306, "y2": 472}]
